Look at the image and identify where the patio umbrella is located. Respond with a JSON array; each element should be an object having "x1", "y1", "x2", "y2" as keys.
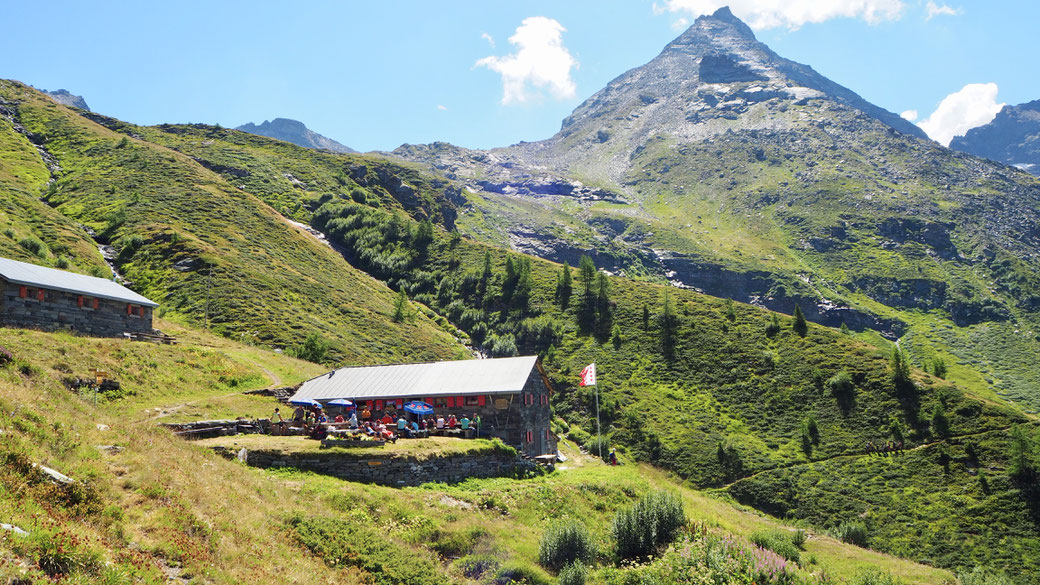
[
  {"x1": 403, "y1": 401, "x2": 434, "y2": 416},
  {"x1": 288, "y1": 397, "x2": 321, "y2": 408},
  {"x1": 328, "y1": 398, "x2": 355, "y2": 409}
]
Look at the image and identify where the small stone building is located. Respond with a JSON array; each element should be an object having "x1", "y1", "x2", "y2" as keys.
[
  {"x1": 0, "y1": 256, "x2": 158, "y2": 337},
  {"x1": 289, "y1": 355, "x2": 558, "y2": 457}
]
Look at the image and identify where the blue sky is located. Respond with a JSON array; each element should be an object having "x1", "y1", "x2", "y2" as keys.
[{"x1": 3, "y1": 1, "x2": 1036, "y2": 151}]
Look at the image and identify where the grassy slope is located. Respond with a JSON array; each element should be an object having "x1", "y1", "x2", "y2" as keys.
[
  {"x1": 0, "y1": 325, "x2": 956, "y2": 585},
  {"x1": 0, "y1": 80, "x2": 463, "y2": 365},
  {"x1": 62, "y1": 115, "x2": 1040, "y2": 580}
]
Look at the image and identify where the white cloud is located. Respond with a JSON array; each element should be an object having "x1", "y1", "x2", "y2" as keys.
[
  {"x1": 475, "y1": 16, "x2": 578, "y2": 105},
  {"x1": 436, "y1": 104, "x2": 448, "y2": 111},
  {"x1": 900, "y1": 109, "x2": 918, "y2": 122},
  {"x1": 925, "y1": 1, "x2": 960, "y2": 19},
  {"x1": 481, "y1": 32, "x2": 495, "y2": 48},
  {"x1": 917, "y1": 83, "x2": 1004, "y2": 146},
  {"x1": 655, "y1": 0, "x2": 905, "y2": 30}
]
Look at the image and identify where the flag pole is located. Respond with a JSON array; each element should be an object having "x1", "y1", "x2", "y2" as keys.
[{"x1": 595, "y1": 382, "x2": 602, "y2": 460}]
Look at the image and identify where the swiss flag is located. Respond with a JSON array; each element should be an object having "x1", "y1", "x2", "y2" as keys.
[{"x1": 579, "y1": 363, "x2": 596, "y2": 387}]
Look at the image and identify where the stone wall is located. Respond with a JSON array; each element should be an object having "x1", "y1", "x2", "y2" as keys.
[
  {"x1": 217, "y1": 448, "x2": 540, "y2": 487},
  {"x1": 0, "y1": 281, "x2": 153, "y2": 337}
]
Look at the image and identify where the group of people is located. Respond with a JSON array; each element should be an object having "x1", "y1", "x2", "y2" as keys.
[
  {"x1": 866, "y1": 440, "x2": 904, "y2": 455},
  {"x1": 270, "y1": 404, "x2": 482, "y2": 443}
]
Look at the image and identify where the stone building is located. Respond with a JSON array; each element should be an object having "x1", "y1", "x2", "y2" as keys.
[
  {"x1": 0, "y1": 256, "x2": 158, "y2": 337},
  {"x1": 289, "y1": 355, "x2": 557, "y2": 457}
]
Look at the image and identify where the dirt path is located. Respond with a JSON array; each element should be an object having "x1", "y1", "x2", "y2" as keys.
[{"x1": 721, "y1": 421, "x2": 1040, "y2": 489}]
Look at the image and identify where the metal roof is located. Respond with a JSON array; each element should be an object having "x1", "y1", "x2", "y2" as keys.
[
  {"x1": 0, "y1": 257, "x2": 158, "y2": 307},
  {"x1": 290, "y1": 355, "x2": 539, "y2": 402}
]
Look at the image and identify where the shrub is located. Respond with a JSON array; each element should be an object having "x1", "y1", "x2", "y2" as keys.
[
  {"x1": 749, "y1": 529, "x2": 800, "y2": 563},
  {"x1": 957, "y1": 566, "x2": 1014, "y2": 585},
  {"x1": 18, "y1": 236, "x2": 47, "y2": 257},
  {"x1": 833, "y1": 520, "x2": 869, "y2": 547},
  {"x1": 558, "y1": 562, "x2": 587, "y2": 585},
  {"x1": 54, "y1": 256, "x2": 69, "y2": 269},
  {"x1": 0, "y1": 345, "x2": 12, "y2": 367},
  {"x1": 586, "y1": 435, "x2": 610, "y2": 460},
  {"x1": 538, "y1": 519, "x2": 596, "y2": 571},
  {"x1": 3, "y1": 228, "x2": 13, "y2": 238},
  {"x1": 826, "y1": 371, "x2": 853, "y2": 397},
  {"x1": 765, "y1": 313, "x2": 781, "y2": 337},
  {"x1": 791, "y1": 529, "x2": 806, "y2": 549},
  {"x1": 612, "y1": 490, "x2": 686, "y2": 561},
  {"x1": 288, "y1": 332, "x2": 330, "y2": 364}
]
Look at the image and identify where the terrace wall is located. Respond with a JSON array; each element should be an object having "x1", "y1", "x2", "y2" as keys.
[{"x1": 214, "y1": 447, "x2": 540, "y2": 487}]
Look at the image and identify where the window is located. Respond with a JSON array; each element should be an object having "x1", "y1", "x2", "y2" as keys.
[
  {"x1": 526, "y1": 430, "x2": 534, "y2": 443},
  {"x1": 78, "y1": 296, "x2": 98, "y2": 310},
  {"x1": 20, "y1": 286, "x2": 41, "y2": 301},
  {"x1": 465, "y1": 396, "x2": 479, "y2": 406},
  {"x1": 434, "y1": 397, "x2": 448, "y2": 408},
  {"x1": 540, "y1": 394, "x2": 548, "y2": 406}
]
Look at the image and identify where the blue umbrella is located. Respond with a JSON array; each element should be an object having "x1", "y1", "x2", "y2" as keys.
[
  {"x1": 288, "y1": 397, "x2": 321, "y2": 408},
  {"x1": 403, "y1": 401, "x2": 434, "y2": 416},
  {"x1": 328, "y1": 398, "x2": 355, "y2": 409}
]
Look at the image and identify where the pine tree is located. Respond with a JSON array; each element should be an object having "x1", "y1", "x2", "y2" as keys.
[
  {"x1": 556, "y1": 263, "x2": 573, "y2": 308},
  {"x1": 792, "y1": 305, "x2": 808, "y2": 337},
  {"x1": 932, "y1": 357, "x2": 948, "y2": 379},
  {"x1": 392, "y1": 289, "x2": 408, "y2": 322},
  {"x1": 642, "y1": 305, "x2": 650, "y2": 330}
]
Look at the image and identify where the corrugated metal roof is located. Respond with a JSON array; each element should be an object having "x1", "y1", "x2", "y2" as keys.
[
  {"x1": 0, "y1": 257, "x2": 158, "y2": 307},
  {"x1": 291, "y1": 355, "x2": 539, "y2": 402}
]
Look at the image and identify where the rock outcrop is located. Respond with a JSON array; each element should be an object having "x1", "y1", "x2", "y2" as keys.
[{"x1": 42, "y1": 88, "x2": 90, "y2": 111}]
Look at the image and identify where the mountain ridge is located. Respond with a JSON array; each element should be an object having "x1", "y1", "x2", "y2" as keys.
[
  {"x1": 951, "y1": 98, "x2": 1040, "y2": 176},
  {"x1": 236, "y1": 117, "x2": 357, "y2": 153}
]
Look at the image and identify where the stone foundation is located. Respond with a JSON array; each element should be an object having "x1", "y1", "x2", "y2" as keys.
[{"x1": 213, "y1": 447, "x2": 541, "y2": 487}]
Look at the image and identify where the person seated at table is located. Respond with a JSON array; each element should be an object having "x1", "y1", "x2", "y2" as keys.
[
  {"x1": 410, "y1": 420, "x2": 421, "y2": 436},
  {"x1": 363, "y1": 422, "x2": 376, "y2": 436},
  {"x1": 308, "y1": 423, "x2": 328, "y2": 440},
  {"x1": 447, "y1": 414, "x2": 458, "y2": 429},
  {"x1": 419, "y1": 417, "x2": 428, "y2": 430},
  {"x1": 460, "y1": 415, "x2": 470, "y2": 430},
  {"x1": 397, "y1": 415, "x2": 408, "y2": 432},
  {"x1": 333, "y1": 413, "x2": 345, "y2": 423},
  {"x1": 292, "y1": 406, "x2": 305, "y2": 424},
  {"x1": 316, "y1": 409, "x2": 328, "y2": 424},
  {"x1": 436, "y1": 415, "x2": 445, "y2": 429},
  {"x1": 361, "y1": 406, "x2": 372, "y2": 421},
  {"x1": 381, "y1": 412, "x2": 394, "y2": 425},
  {"x1": 379, "y1": 425, "x2": 396, "y2": 442},
  {"x1": 348, "y1": 411, "x2": 359, "y2": 429}
]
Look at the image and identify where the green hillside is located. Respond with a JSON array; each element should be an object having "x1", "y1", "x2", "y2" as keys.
[
  {"x1": 0, "y1": 324, "x2": 958, "y2": 585},
  {"x1": 0, "y1": 80, "x2": 463, "y2": 365}
]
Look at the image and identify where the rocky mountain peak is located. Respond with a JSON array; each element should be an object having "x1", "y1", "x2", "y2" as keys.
[
  {"x1": 42, "y1": 88, "x2": 90, "y2": 111},
  {"x1": 235, "y1": 118, "x2": 356, "y2": 154}
]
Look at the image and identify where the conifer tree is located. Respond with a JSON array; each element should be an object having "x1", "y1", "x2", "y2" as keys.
[
  {"x1": 556, "y1": 263, "x2": 573, "y2": 308},
  {"x1": 792, "y1": 305, "x2": 808, "y2": 337}
]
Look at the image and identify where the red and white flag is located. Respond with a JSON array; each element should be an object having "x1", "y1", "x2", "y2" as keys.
[{"x1": 579, "y1": 363, "x2": 597, "y2": 386}]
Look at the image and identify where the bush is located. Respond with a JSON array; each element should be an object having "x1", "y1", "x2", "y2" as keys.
[
  {"x1": 791, "y1": 529, "x2": 806, "y2": 549},
  {"x1": 288, "y1": 332, "x2": 330, "y2": 364},
  {"x1": 749, "y1": 529, "x2": 800, "y2": 563},
  {"x1": 957, "y1": 566, "x2": 1014, "y2": 585},
  {"x1": 18, "y1": 236, "x2": 47, "y2": 257},
  {"x1": 833, "y1": 520, "x2": 869, "y2": 547},
  {"x1": 538, "y1": 519, "x2": 596, "y2": 571},
  {"x1": 612, "y1": 490, "x2": 686, "y2": 561},
  {"x1": 586, "y1": 435, "x2": 610, "y2": 460},
  {"x1": 0, "y1": 346, "x2": 12, "y2": 367},
  {"x1": 826, "y1": 371, "x2": 854, "y2": 397},
  {"x1": 558, "y1": 562, "x2": 587, "y2": 585}
]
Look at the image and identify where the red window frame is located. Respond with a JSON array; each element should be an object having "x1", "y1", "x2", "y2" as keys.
[
  {"x1": 477, "y1": 395, "x2": 486, "y2": 407},
  {"x1": 526, "y1": 430, "x2": 534, "y2": 443}
]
